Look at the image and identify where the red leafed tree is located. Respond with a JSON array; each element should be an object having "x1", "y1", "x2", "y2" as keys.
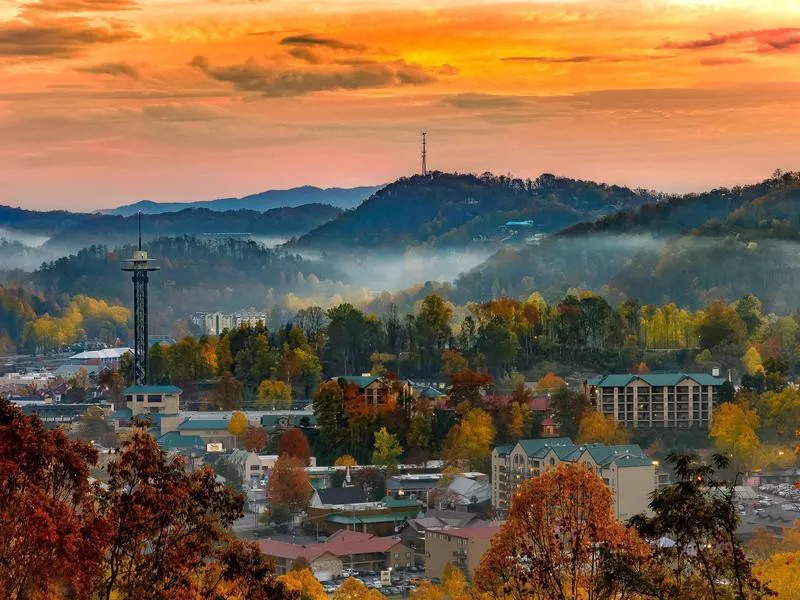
[
  {"x1": 476, "y1": 462, "x2": 650, "y2": 600},
  {"x1": 96, "y1": 420, "x2": 250, "y2": 599},
  {"x1": 0, "y1": 397, "x2": 107, "y2": 599},
  {"x1": 243, "y1": 426, "x2": 270, "y2": 451},
  {"x1": 0, "y1": 398, "x2": 294, "y2": 600},
  {"x1": 277, "y1": 427, "x2": 311, "y2": 465}
]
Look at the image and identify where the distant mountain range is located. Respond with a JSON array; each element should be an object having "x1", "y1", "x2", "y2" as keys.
[
  {"x1": 291, "y1": 172, "x2": 659, "y2": 250},
  {"x1": 44, "y1": 204, "x2": 342, "y2": 249},
  {"x1": 100, "y1": 185, "x2": 383, "y2": 216}
]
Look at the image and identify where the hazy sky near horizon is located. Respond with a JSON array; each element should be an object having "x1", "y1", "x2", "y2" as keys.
[{"x1": 2, "y1": 0, "x2": 800, "y2": 210}]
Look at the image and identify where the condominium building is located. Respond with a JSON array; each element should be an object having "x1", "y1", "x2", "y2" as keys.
[
  {"x1": 424, "y1": 525, "x2": 502, "y2": 581},
  {"x1": 491, "y1": 438, "x2": 654, "y2": 521},
  {"x1": 191, "y1": 311, "x2": 267, "y2": 336},
  {"x1": 584, "y1": 372, "x2": 727, "y2": 430}
]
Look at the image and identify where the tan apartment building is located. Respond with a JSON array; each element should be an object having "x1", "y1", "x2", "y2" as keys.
[
  {"x1": 584, "y1": 372, "x2": 727, "y2": 430},
  {"x1": 124, "y1": 385, "x2": 183, "y2": 435},
  {"x1": 491, "y1": 438, "x2": 655, "y2": 521},
  {"x1": 424, "y1": 525, "x2": 501, "y2": 581}
]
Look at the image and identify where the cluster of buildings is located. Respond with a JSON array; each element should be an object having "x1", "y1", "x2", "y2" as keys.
[{"x1": 190, "y1": 311, "x2": 268, "y2": 336}]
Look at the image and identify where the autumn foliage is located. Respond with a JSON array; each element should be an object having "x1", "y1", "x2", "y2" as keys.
[
  {"x1": 277, "y1": 427, "x2": 312, "y2": 465},
  {"x1": 0, "y1": 398, "x2": 293, "y2": 600},
  {"x1": 476, "y1": 462, "x2": 649, "y2": 600}
]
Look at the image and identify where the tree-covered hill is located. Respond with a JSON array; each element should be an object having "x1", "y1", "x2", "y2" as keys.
[
  {"x1": 561, "y1": 171, "x2": 798, "y2": 237},
  {"x1": 43, "y1": 204, "x2": 342, "y2": 250},
  {"x1": 455, "y1": 172, "x2": 800, "y2": 312},
  {"x1": 31, "y1": 237, "x2": 345, "y2": 332},
  {"x1": 291, "y1": 172, "x2": 659, "y2": 250}
]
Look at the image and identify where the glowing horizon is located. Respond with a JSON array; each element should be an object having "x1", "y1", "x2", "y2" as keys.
[{"x1": 1, "y1": 0, "x2": 799, "y2": 209}]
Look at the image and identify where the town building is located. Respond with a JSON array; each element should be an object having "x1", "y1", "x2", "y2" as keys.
[
  {"x1": 191, "y1": 311, "x2": 267, "y2": 336},
  {"x1": 68, "y1": 347, "x2": 132, "y2": 370},
  {"x1": 122, "y1": 385, "x2": 183, "y2": 435},
  {"x1": 257, "y1": 531, "x2": 415, "y2": 580},
  {"x1": 333, "y1": 375, "x2": 413, "y2": 408},
  {"x1": 307, "y1": 480, "x2": 421, "y2": 536},
  {"x1": 491, "y1": 438, "x2": 655, "y2": 520},
  {"x1": 583, "y1": 372, "x2": 727, "y2": 430},
  {"x1": 424, "y1": 524, "x2": 502, "y2": 581},
  {"x1": 399, "y1": 510, "x2": 483, "y2": 564}
]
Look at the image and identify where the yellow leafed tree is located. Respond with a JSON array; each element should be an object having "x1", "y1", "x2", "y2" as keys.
[
  {"x1": 227, "y1": 411, "x2": 249, "y2": 448},
  {"x1": 710, "y1": 402, "x2": 760, "y2": 469},
  {"x1": 754, "y1": 552, "x2": 800, "y2": 599},
  {"x1": 742, "y1": 346, "x2": 763, "y2": 376},
  {"x1": 331, "y1": 577, "x2": 369, "y2": 600},
  {"x1": 576, "y1": 411, "x2": 630, "y2": 445},
  {"x1": 334, "y1": 454, "x2": 357, "y2": 467},
  {"x1": 256, "y1": 379, "x2": 292, "y2": 409},
  {"x1": 278, "y1": 568, "x2": 326, "y2": 600},
  {"x1": 442, "y1": 408, "x2": 495, "y2": 471}
]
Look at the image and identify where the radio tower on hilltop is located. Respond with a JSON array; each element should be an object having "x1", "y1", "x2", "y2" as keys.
[
  {"x1": 421, "y1": 131, "x2": 427, "y2": 176},
  {"x1": 122, "y1": 212, "x2": 159, "y2": 385}
]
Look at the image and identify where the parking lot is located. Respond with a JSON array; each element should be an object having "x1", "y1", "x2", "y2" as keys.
[{"x1": 321, "y1": 566, "x2": 440, "y2": 596}]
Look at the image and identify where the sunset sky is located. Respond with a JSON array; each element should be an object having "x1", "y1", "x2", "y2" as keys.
[{"x1": 2, "y1": 0, "x2": 800, "y2": 210}]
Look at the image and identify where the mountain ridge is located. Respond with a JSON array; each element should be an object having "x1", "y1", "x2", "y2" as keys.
[{"x1": 100, "y1": 185, "x2": 384, "y2": 216}]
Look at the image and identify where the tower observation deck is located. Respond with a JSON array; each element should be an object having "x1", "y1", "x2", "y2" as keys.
[{"x1": 121, "y1": 213, "x2": 159, "y2": 385}]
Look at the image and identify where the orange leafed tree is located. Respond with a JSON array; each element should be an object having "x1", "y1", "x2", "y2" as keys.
[
  {"x1": 242, "y1": 426, "x2": 270, "y2": 451},
  {"x1": 268, "y1": 454, "x2": 312, "y2": 517},
  {"x1": 535, "y1": 371, "x2": 567, "y2": 394},
  {"x1": 476, "y1": 463, "x2": 649, "y2": 600}
]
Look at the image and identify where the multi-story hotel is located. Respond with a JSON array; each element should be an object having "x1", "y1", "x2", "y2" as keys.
[
  {"x1": 584, "y1": 372, "x2": 727, "y2": 430},
  {"x1": 491, "y1": 438, "x2": 655, "y2": 520}
]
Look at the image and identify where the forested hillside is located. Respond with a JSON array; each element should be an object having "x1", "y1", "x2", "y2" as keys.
[
  {"x1": 456, "y1": 172, "x2": 800, "y2": 312},
  {"x1": 31, "y1": 237, "x2": 343, "y2": 333},
  {"x1": 292, "y1": 172, "x2": 658, "y2": 250}
]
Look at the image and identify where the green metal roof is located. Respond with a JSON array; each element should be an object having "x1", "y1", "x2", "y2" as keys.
[
  {"x1": 178, "y1": 417, "x2": 229, "y2": 430},
  {"x1": 336, "y1": 375, "x2": 382, "y2": 388},
  {"x1": 381, "y1": 495, "x2": 420, "y2": 509},
  {"x1": 516, "y1": 437, "x2": 574, "y2": 458},
  {"x1": 582, "y1": 444, "x2": 645, "y2": 466},
  {"x1": 418, "y1": 386, "x2": 444, "y2": 398},
  {"x1": 495, "y1": 444, "x2": 513, "y2": 456},
  {"x1": 614, "y1": 455, "x2": 657, "y2": 468},
  {"x1": 157, "y1": 432, "x2": 205, "y2": 450},
  {"x1": 588, "y1": 373, "x2": 726, "y2": 388},
  {"x1": 125, "y1": 385, "x2": 182, "y2": 394},
  {"x1": 260, "y1": 414, "x2": 317, "y2": 428},
  {"x1": 325, "y1": 512, "x2": 416, "y2": 525}
]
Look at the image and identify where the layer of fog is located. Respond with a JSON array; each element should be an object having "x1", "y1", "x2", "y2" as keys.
[{"x1": 0, "y1": 228, "x2": 49, "y2": 248}]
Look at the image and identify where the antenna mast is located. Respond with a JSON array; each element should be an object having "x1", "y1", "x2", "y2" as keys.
[
  {"x1": 421, "y1": 131, "x2": 427, "y2": 176},
  {"x1": 137, "y1": 211, "x2": 142, "y2": 251}
]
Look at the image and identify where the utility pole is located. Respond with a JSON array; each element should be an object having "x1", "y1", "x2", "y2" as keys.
[{"x1": 421, "y1": 132, "x2": 427, "y2": 176}]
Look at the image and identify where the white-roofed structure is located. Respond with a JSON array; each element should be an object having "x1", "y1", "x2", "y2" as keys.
[{"x1": 69, "y1": 347, "x2": 132, "y2": 368}]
